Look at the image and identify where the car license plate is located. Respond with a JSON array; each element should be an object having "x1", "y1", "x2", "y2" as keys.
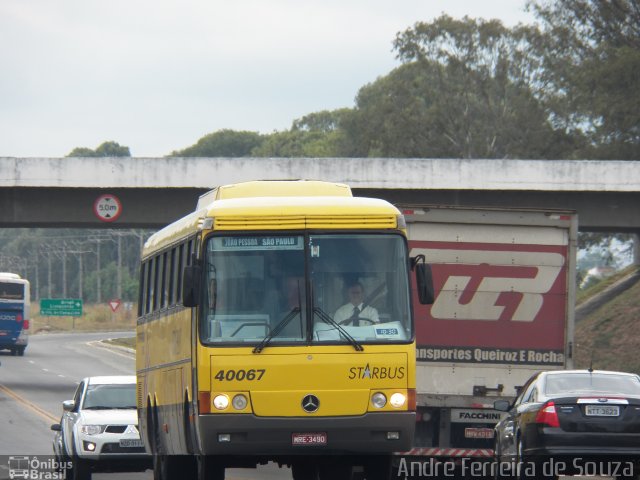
[
  {"x1": 585, "y1": 405, "x2": 620, "y2": 417},
  {"x1": 119, "y1": 439, "x2": 144, "y2": 448},
  {"x1": 291, "y1": 432, "x2": 327, "y2": 446}
]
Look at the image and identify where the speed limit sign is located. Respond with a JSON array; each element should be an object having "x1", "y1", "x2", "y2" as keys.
[{"x1": 93, "y1": 194, "x2": 122, "y2": 222}]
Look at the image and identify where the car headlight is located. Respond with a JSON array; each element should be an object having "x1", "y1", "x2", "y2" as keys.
[{"x1": 80, "y1": 425, "x2": 106, "y2": 435}]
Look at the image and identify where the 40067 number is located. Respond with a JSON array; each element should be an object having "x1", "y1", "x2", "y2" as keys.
[{"x1": 214, "y1": 369, "x2": 266, "y2": 382}]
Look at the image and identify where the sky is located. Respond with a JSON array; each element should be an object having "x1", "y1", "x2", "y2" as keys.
[{"x1": 0, "y1": 1, "x2": 534, "y2": 158}]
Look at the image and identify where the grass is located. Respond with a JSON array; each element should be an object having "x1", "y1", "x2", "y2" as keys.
[
  {"x1": 576, "y1": 264, "x2": 639, "y2": 304},
  {"x1": 31, "y1": 302, "x2": 137, "y2": 333},
  {"x1": 574, "y1": 277, "x2": 640, "y2": 375}
]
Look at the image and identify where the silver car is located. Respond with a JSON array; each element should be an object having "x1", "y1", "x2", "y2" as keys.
[{"x1": 51, "y1": 375, "x2": 151, "y2": 480}]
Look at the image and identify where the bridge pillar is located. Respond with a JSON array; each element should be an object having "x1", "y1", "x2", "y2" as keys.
[{"x1": 634, "y1": 233, "x2": 640, "y2": 266}]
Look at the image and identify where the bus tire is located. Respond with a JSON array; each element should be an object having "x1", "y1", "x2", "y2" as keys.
[
  {"x1": 152, "y1": 406, "x2": 182, "y2": 480},
  {"x1": 318, "y1": 459, "x2": 354, "y2": 480},
  {"x1": 184, "y1": 396, "x2": 195, "y2": 454},
  {"x1": 197, "y1": 455, "x2": 225, "y2": 480},
  {"x1": 291, "y1": 461, "x2": 319, "y2": 480}
]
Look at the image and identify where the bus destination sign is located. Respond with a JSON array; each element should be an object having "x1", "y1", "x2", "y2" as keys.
[{"x1": 211, "y1": 236, "x2": 303, "y2": 251}]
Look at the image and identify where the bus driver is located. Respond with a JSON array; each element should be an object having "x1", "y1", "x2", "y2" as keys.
[{"x1": 334, "y1": 281, "x2": 379, "y2": 326}]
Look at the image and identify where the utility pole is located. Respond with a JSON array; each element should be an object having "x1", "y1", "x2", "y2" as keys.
[
  {"x1": 117, "y1": 233, "x2": 122, "y2": 300},
  {"x1": 66, "y1": 246, "x2": 91, "y2": 301},
  {"x1": 96, "y1": 238, "x2": 102, "y2": 303},
  {"x1": 47, "y1": 253, "x2": 52, "y2": 298},
  {"x1": 34, "y1": 261, "x2": 39, "y2": 302}
]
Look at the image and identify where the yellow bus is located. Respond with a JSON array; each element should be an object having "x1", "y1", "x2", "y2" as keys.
[{"x1": 136, "y1": 180, "x2": 432, "y2": 480}]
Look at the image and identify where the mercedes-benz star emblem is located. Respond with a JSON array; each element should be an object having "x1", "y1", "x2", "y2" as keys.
[{"x1": 301, "y1": 394, "x2": 320, "y2": 413}]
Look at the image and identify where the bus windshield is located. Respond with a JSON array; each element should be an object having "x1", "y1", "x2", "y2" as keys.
[{"x1": 201, "y1": 233, "x2": 412, "y2": 346}]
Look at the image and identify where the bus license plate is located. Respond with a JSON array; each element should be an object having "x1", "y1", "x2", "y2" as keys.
[
  {"x1": 119, "y1": 439, "x2": 144, "y2": 448},
  {"x1": 585, "y1": 405, "x2": 620, "y2": 417},
  {"x1": 292, "y1": 433, "x2": 327, "y2": 446}
]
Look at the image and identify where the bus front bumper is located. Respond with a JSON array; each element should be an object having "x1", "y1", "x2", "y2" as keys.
[{"x1": 197, "y1": 412, "x2": 415, "y2": 455}]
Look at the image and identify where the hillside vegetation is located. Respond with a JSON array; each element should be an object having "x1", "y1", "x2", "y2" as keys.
[{"x1": 574, "y1": 266, "x2": 640, "y2": 375}]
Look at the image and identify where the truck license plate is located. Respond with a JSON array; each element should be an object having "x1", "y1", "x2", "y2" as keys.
[
  {"x1": 292, "y1": 433, "x2": 327, "y2": 446},
  {"x1": 119, "y1": 439, "x2": 144, "y2": 448},
  {"x1": 585, "y1": 405, "x2": 620, "y2": 417},
  {"x1": 464, "y1": 428, "x2": 494, "y2": 439}
]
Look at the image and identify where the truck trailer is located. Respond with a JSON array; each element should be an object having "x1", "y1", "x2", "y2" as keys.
[{"x1": 402, "y1": 205, "x2": 577, "y2": 463}]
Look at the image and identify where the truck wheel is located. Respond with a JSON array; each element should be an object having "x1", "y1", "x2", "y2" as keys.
[
  {"x1": 17, "y1": 347, "x2": 25, "y2": 356},
  {"x1": 10, "y1": 348, "x2": 17, "y2": 356},
  {"x1": 363, "y1": 455, "x2": 391, "y2": 480}
]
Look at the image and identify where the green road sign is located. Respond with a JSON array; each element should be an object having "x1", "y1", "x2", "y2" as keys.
[{"x1": 40, "y1": 298, "x2": 83, "y2": 317}]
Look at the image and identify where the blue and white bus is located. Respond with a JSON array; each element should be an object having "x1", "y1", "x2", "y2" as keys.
[{"x1": 0, "y1": 273, "x2": 30, "y2": 356}]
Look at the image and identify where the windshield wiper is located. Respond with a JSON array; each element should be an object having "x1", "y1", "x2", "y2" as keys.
[
  {"x1": 83, "y1": 406, "x2": 114, "y2": 410},
  {"x1": 313, "y1": 306, "x2": 363, "y2": 352},
  {"x1": 253, "y1": 307, "x2": 300, "y2": 354}
]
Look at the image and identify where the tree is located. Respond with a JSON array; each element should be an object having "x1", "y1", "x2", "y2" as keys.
[
  {"x1": 342, "y1": 16, "x2": 576, "y2": 158},
  {"x1": 251, "y1": 109, "x2": 353, "y2": 157},
  {"x1": 291, "y1": 109, "x2": 352, "y2": 134},
  {"x1": 67, "y1": 141, "x2": 131, "y2": 157},
  {"x1": 528, "y1": 0, "x2": 640, "y2": 159},
  {"x1": 170, "y1": 129, "x2": 264, "y2": 157}
]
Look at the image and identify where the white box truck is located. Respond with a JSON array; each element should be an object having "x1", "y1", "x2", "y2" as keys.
[{"x1": 402, "y1": 205, "x2": 577, "y2": 462}]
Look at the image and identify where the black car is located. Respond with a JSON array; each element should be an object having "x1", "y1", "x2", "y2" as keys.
[{"x1": 493, "y1": 369, "x2": 640, "y2": 479}]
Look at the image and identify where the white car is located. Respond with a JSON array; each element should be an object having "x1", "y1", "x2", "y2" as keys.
[{"x1": 51, "y1": 375, "x2": 151, "y2": 480}]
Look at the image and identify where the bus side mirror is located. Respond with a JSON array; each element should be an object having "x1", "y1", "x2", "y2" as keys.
[
  {"x1": 415, "y1": 263, "x2": 434, "y2": 305},
  {"x1": 182, "y1": 265, "x2": 202, "y2": 308}
]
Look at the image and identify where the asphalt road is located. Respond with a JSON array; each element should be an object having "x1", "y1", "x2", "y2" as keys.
[
  {"x1": 0, "y1": 332, "x2": 291, "y2": 480},
  {"x1": 0, "y1": 333, "x2": 614, "y2": 480}
]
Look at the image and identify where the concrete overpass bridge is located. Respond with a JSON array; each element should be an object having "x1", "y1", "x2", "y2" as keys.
[{"x1": 1, "y1": 157, "x2": 639, "y2": 233}]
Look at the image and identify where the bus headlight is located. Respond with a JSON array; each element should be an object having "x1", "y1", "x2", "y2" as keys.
[
  {"x1": 213, "y1": 394, "x2": 229, "y2": 410},
  {"x1": 371, "y1": 392, "x2": 387, "y2": 409},
  {"x1": 232, "y1": 394, "x2": 248, "y2": 410},
  {"x1": 390, "y1": 393, "x2": 406, "y2": 408}
]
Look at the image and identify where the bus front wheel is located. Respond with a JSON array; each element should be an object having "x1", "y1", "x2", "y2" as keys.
[{"x1": 196, "y1": 455, "x2": 224, "y2": 480}]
